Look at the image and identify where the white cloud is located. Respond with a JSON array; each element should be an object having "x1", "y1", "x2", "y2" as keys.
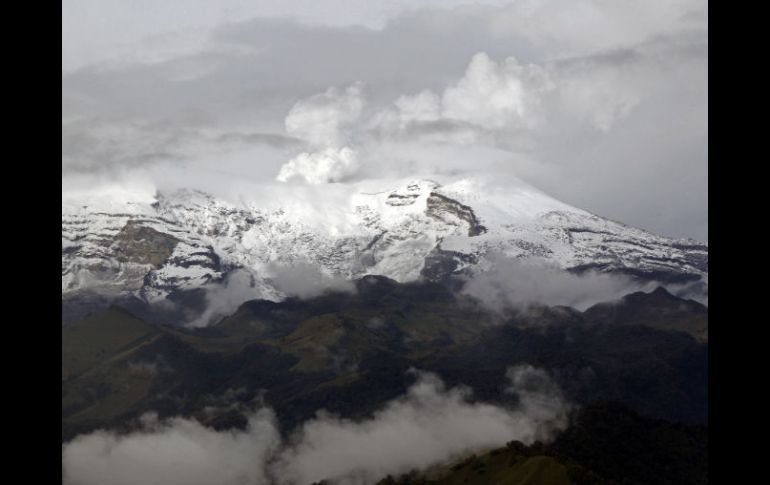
[
  {"x1": 485, "y1": 0, "x2": 705, "y2": 58},
  {"x1": 63, "y1": 367, "x2": 570, "y2": 485},
  {"x1": 62, "y1": 409, "x2": 281, "y2": 485},
  {"x1": 380, "y1": 49, "x2": 643, "y2": 140},
  {"x1": 187, "y1": 269, "x2": 268, "y2": 328},
  {"x1": 266, "y1": 261, "x2": 356, "y2": 299},
  {"x1": 274, "y1": 48, "x2": 645, "y2": 185},
  {"x1": 276, "y1": 146, "x2": 360, "y2": 184},
  {"x1": 186, "y1": 263, "x2": 357, "y2": 327},
  {"x1": 369, "y1": 52, "x2": 553, "y2": 143},
  {"x1": 552, "y1": 55, "x2": 642, "y2": 132},
  {"x1": 394, "y1": 89, "x2": 441, "y2": 125},
  {"x1": 62, "y1": 0, "x2": 521, "y2": 71},
  {"x1": 284, "y1": 83, "x2": 364, "y2": 147},
  {"x1": 278, "y1": 83, "x2": 365, "y2": 184},
  {"x1": 441, "y1": 52, "x2": 554, "y2": 130},
  {"x1": 462, "y1": 255, "x2": 649, "y2": 312},
  {"x1": 274, "y1": 367, "x2": 568, "y2": 484},
  {"x1": 505, "y1": 365, "x2": 570, "y2": 435}
]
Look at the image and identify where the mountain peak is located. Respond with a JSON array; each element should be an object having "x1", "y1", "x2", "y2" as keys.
[{"x1": 63, "y1": 177, "x2": 707, "y2": 324}]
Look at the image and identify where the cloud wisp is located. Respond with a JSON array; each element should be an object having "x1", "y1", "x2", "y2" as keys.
[{"x1": 187, "y1": 263, "x2": 356, "y2": 327}]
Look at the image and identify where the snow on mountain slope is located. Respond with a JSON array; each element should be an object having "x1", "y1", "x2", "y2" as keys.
[{"x1": 61, "y1": 176, "x2": 707, "y2": 318}]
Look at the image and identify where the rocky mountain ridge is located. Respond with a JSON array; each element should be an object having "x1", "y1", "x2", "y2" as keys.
[{"x1": 62, "y1": 177, "x2": 707, "y2": 324}]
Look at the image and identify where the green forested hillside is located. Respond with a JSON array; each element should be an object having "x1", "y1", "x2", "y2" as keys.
[
  {"x1": 62, "y1": 278, "x2": 708, "y2": 470},
  {"x1": 62, "y1": 277, "x2": 708, "y2": 484}
]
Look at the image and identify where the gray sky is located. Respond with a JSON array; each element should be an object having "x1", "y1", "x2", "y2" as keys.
[{"x1": 62, "y1": 0, "x2": 707, "y2": 241}]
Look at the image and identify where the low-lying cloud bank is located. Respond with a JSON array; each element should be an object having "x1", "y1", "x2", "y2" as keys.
[
  {"x1": 187, "y1": 269, "x2": 266, "y2": 327},
  {"x1": 62, "y1": 366, "x2": 570, "y2": 485},
  {"x1": 267, "y1": 262, "x2": 357, "y2": 300},
  {"x1": 63, "y1": 409, "x2": 280, "y2": 485},
  {"x1": 461, "y1": 255, "x2": 651, "y2": 312},
  {"x1": 188, "y1": 263, "x2": 356, "y2": 327},
  {"x1": 188, "y1": 255, "x2": 689, "y2": 328}
]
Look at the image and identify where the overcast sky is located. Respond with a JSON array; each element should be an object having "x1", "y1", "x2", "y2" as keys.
[{"x1": 62, "y1": 0, "x2": 707, "y2": 241}]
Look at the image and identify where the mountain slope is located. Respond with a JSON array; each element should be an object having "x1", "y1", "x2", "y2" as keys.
[
  {"x1": 62, "y1": 278, "x2": 708, "y2": 441},
  {"x1": 584, "y1": 286, "x2": 708, "y2": 342},
  {"x1": 62, "y1": 177, "x2": 707, "y2": 324}
]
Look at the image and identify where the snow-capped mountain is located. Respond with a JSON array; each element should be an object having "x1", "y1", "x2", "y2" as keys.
[{"x1": 62, "y1": 177, "x2": 707, "y2": 321}]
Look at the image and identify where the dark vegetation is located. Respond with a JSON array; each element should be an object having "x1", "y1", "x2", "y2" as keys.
[
  {"x1": 62, "y1": 276, "x2": 707, "y2": 483},
  {"x1": 373, "y1": 403, "x2": 707, "y2": 485}
]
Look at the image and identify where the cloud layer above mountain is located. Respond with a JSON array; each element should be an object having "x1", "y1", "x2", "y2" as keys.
[
  {"x1": 62, "y1": 366, "x2": 570, "y2": 485},
  {"x1": 62, "y1": 0, "x2": 707, "y2": 240}
]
